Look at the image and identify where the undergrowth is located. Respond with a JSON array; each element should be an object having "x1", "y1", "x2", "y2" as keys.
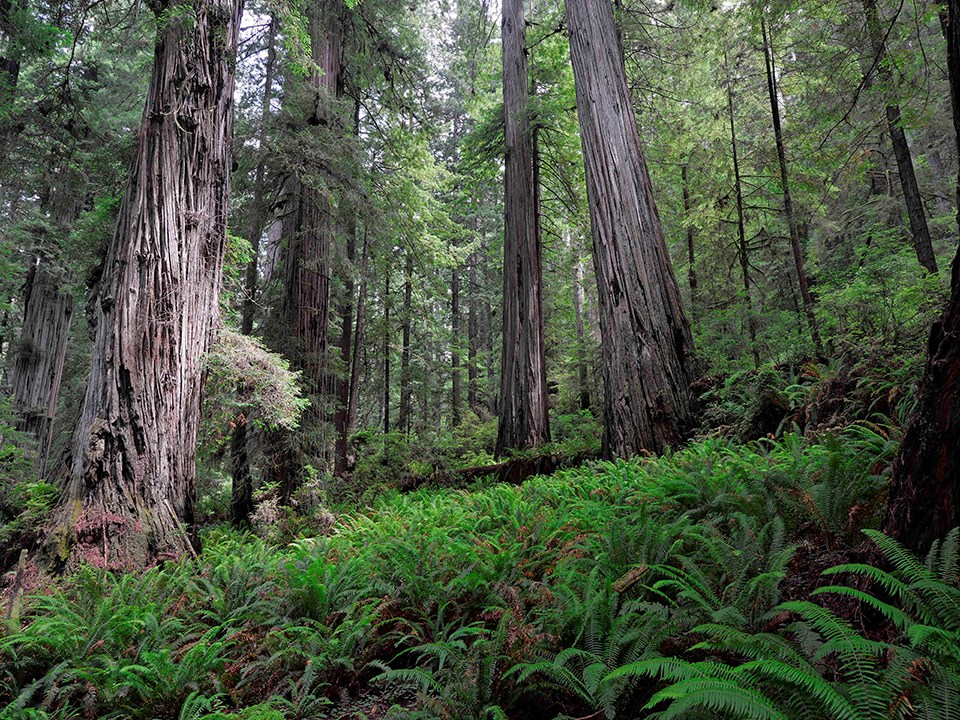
[{"x1": 3, "y1": 424, "x2": 957, "y2": 719}]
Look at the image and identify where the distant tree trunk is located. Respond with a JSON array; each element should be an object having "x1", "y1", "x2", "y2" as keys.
[
  {"x1": 572, "y1": 247, "x2": 591, "y2": 412},
  {"x1": 398, "y1": 249, "x2": 413, "y2": 433},
  {"x1": 761, "y1": 18, "x2": 823, "y2": 356},
  {"x1": 276, "y1": 0, "x2": 343, "y2": 498},
  {"x1": 231, "y1": 13, "x2": 276, "y2": 527},
  {"x1": 726, "y1": 56, "x2": 760, "y2": 369},
  {"x1": 383, "y1": 269, "x2": 391, "y2": 433},
  {"x1": 484, "y1": 256, "x2": 497, "y2": 416},
  {"x1": 451, "y1": 263, "x2": 462, "y2": 426},
  {"x1": 881, "y1": 0, "x2": 960, "y2": 554},
  {"x1": 681, "y1": 163, "x2": 698, "y2": 318},
  {"x1": 347, "y1": 228, "x2": 369, "y2": 440},
  {"x1": 42, "y1": 0, "x2": 242, "y2": 570},
  {"x1": 566, "y1": 0, "x2": 696, "y2": 459},
  {"x1": 9, "y1": 258, "x2": 72, "y2": 476},
  {"x1": 467, "y1": 248, "x2": 480, "y2": 413},
  {"x1": 333, "y1": 216, "x2": 356, "y2": 476},
  {"x1": 496, "y1": 0, "x2": 550, "y2": 456},
  {"x1": 862, "y1": 0, "x2": 937, "y2": 274}
]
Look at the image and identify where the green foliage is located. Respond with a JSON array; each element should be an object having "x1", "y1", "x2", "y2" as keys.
[
  {"x1": 201, "y1": 329, "x2": 308, "y2": 448},
  {"x1": 2, "y1": 429, "x2": 919, "y2": 718}
]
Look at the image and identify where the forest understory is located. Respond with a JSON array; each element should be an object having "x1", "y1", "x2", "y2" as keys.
[{"x1": 3, "y1": 0, "x2": 960, "y2": 716}]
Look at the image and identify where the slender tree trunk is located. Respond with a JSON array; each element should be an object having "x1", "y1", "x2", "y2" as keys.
[
  {"x1": 347, "y1": 228, "x2": 369, "y2": 440},
  {"x1": 467, "y1": 248, "x2": 479, "y2": 413},
  {"x1": 761, "y1": 19, "x2": 823, "y2": 356},
  {"x1": 451, "y1": 263, "x2": 462, "y2": 426},
  {"x1": 571, "y1": 243, "x2": 591, "y2": 412},
  {"x1": 231, "y1": 14, "x2": 277, "y2": 527},
  {"x1": 333, "y1": 216, "x2": 356, "y2": 475},
  {"x1": 726, "y1": 57, "x2": 760, "y2": 369},
  {"x1": 881, "y1": 0, "x2": 960, "y2": 553},
  {"x1": 681, "y1": 163, "x2": 698, "y2": 318},
  {"x1": 398, "y1": 249, "x2": 413, "y2": 433},
  {"x1": 383, "y1": 269, "x2": 391, "y2": 433},
  {"x1": 496, "y1": 0, "x2": 550, "y2": 456},
  {"x1": 566, "y1": 0, "x2": 696, "y2": 459},
  {"x1": 862, "y1": 0, "x2": 937, "y2": 274},
  {"x1": 9, "y1": 258, "x2": 72, "y2": 477},
  {"x1": 42, "y1": 0, "x2": 242, "y2": 570}
]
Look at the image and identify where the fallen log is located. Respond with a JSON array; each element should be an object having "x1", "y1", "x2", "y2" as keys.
[{"x1": 400, "y1": 451, "x2": 598, "y2": 492}]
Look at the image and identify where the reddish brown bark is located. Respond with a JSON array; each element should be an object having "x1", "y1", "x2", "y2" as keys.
[
  {"x1": 43, "y1": 0, "x2": 242, "y2": 569},
  {"x1": 566, "y1": 0, "x2": 696, "y2": 458},
  {"x1": 496, "y1": 0, "x2": 550, "y2": 456},
  {"x1": 9, "y1": 258, "x2": 72, "y2": 476}
]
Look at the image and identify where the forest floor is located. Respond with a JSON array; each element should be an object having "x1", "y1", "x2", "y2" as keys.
[{"x1": 2, "y1": 358, "x2": 959, "y2": 719}]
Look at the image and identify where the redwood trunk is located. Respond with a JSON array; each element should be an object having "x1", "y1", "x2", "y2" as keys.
[
  {"x1": 566, "y1": 0, "x2": 696, "y2": 459},
  {"x1": 496, "y1": 0, "x2": 550, "y2": 456},
  {"x1": 44, "y1": 0, "x2": 242, "y2": 569},
  {"x1": 882, "y1": 0, "x2": 960, "y2": 553},
  {"x1": 9, "y1": 258, "x2": 72, "y2": 476}
]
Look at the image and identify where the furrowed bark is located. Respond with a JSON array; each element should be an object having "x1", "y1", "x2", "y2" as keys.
[
  {"x1": 43, "y1": 0, "x2": 243, "y2": 570},
  {"x1": 496, "y1": 0, "x2": 550, "y2": 456},
  {"x1": 566, "y1": 0, "x2": 696, "y2": 458}
]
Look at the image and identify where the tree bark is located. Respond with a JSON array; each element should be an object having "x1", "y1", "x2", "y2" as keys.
[
  {"x1": 276, "y1": 0, "x2": 344, "y2": 497},
  {"x1": 231, "y1": 13, "x2": 277, "y2": 527},
  {"x1": 333, "y1": 215, "x2": 356, "y2": 475},
  {"x1": 43, "y1": 0, "x2": 242, "y2": 570},
  {"x1": 566, "y1": 0, "x2": 696, "y2": 459},
  {"x1": 761, "y1": 18, "x2": 823, "y2": 356},
  {"x1": 347, "y1": 228, "x2": 369, "y2": 440},
  {"x1": 881, "y1": 0, "x2": 960, "y2": 554},
  {"x1": 862, "y1": 0, "x2": 937, "y2": 274},
  {"x1": 572, "y1": 246, "x2": 591, "y2": 412},
  {"x1": 9, "y1": 258, "x2": 72, "y2": 477},
  {"x1": 496, "y1": 0, "x2": 550, "y2": 456}
]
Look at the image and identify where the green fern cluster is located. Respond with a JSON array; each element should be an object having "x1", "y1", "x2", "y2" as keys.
[{"x1": 0, "y1": 429, "x2": 924, "y2": 719}]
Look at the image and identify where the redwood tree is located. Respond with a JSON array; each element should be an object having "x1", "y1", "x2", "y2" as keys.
[
  {"x1": 566, "y1": 0, "x2": 696, "y2": 459},
  {"x1": 496, "y1": 0, "x2": 550, "y2": 456},
  {"x1": 881, "y1": 0, "x2": 960, "y2": 553},
  {"x1": 43, "y1": 0, "x2": 243, "y2": 569}
]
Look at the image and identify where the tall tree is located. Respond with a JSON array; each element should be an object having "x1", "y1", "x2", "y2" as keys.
[
  {"x1": 566, "y1": 0, "x2": 696, "y2": 458},
  {"x1": 862, "y1": 0, "x2": 937, "y2": 274},
  {"x1": 881, "y1": 0, "x2": 960, "y2": 553},
  {"x1": 760, "y1": 16, "x2": 823, "y2": 356},
  {"x1": 43, "y1": 0, "x2": 242, "y2": 569},
  {"x1": 496, "y1": 0, "x2": 550, "y2": 456}
]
